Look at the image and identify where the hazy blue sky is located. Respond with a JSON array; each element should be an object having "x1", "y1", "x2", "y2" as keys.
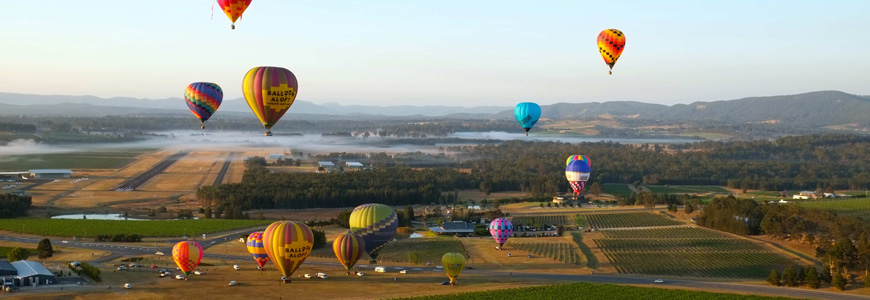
[{"x1": 1, "y1": 1, "x2": 868, "y2": 106}]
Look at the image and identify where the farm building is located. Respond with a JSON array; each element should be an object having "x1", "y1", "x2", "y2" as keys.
[
  {"x1": 0, "y1": 261, "x2": 16, "y2": 276},
  {"x1": 0, "y1": 171, "x2": 28, "y2": 180},
  {"x1": 552, "y1": 195, "x2": 566, "y2": 204},
  {"x1": 28, "y1": 169, "x2": 73, "y2": 179},
  {"x1": 345, "y1": 162, "x2": 364, "y2": 169},
  {"x1": 0, "y1": 260, "x2": 57, "y2": 287},
  {"x1": 318, "y1": 161, "x2": 335, "y2": 169},
  {"x1": 269, "y1": 153, "x2": 283, "y2": 160},
  {"x1": 429, "y1": 221, "x2": 475, "y2": 236}
]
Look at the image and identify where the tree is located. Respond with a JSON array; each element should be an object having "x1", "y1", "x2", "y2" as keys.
[
  {"x1": 641, "y1": 192, "x2": 657, "y2": 210},
  {"x1": 37, "y1": 239, "x2": 53, "y2": 260},
  {"x1": 404, "y1": 206, "x2": 415, "y2": 222},
  {"x1": 312, "y1": 230, "x2": 327, "y2": 249},
  {"x1": 337, "y1": 210, "x2": 352, "y2": 228},
  {"x1": 492, "y1": 199, "x2": 500, "y2": 210},
  {"x1": 805, "y1": 264, "x2": 820, "y2": 289},
  {"x1": 821, "y1": 265, "x2": 833, "y2": 284},
  {"x1": 203, "y1": 206, "x2": 212, "y2": 219},
  {"x1": 865, "y1": 274, "x2": 870, "y2": 289},
  {"x1": 479, "y1": 180, "x2": 492, "y2": 196},
  {"x1": 7, "y1": 247, "x2": 27, "y2": 262},
  {"x1": 684, "y1": 202, "x2": 695, "y2": 214},
  {"x1": 782, "y1": 265, "x2": 797, "y2": 287},
  {"x1": 588, "y1": 182, "x2": 602, "y2": 198},
  {"x1": 406, "y1": 251, "x2": 421, "y2": 264},
  {"x1": 767, "y1": 269, "x2": 780, "y2": 286},
  {"x1": 832, "y1": 271, "x2": 847, "y2": 290}
]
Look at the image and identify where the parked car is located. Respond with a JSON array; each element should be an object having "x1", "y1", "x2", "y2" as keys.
[
  {"x1": 374, "y1": 267, "x2": 386, "y2": 273},
  {"x1": 194, "y1": 270, "x2": 203, "y2": 275},
  {"x1": 233, "y1": 265, "x2": 240, "y2": 271},
  {"x1": 155, "y1": 251, "x2": 164, "y2": 256},
  {"x1": 355, "y1": 272, "x2": 364, "y2": 276},
  {"x1": 124, "y1": 283, "x2": 131, "y2": 289},
  {"x1": 228, "y1": 281, "x2": 237, "y2": 286},
  {"x1": 117, "y1": 266, "x2": 127, "y2": 271},
  {"x1": 304, "y1": 274, "x2": 312, "y2": 279},
  {"x1": 440, "y1": 281, "x2": 450, "y2": 285},
  {"x1": 399, "y1": 270, "x2": 407, "y2": 274},
  {"x1": 653, "y1": 279, "x2": 664, "y2": 284},
  {"x1": 316, "y1": 273, "x2": 328, "y2": 279},
  {"x1": 150, "y1": 265, "x2": 158, "y2": 269},
  {"x1": 175, "y1": 275, "x2": 186, "y2": 280},
  {"x1": 435, "y1": 265, "x2": 443, "y2": 269}
]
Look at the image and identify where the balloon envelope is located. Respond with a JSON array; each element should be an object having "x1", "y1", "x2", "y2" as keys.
[
  {"x1": 598, "y1": 29, "x2": 626, "y2": 74},
  {"x1": 565, "y1": 155, "x2": 591, "y2": 167},
  {"x1": 349, "y1": 203, "x2": 398, "y2": 260},
  {"x1": 172, "y1": 241, "x2": 203, "y2": 276},
  {"x1": 263, "y1": 221, "x2": 314, "y2": 279},
  {"x1": 184, "y1": 82, "x2": 223, "y2": 129},
  {"x1": 242, "y1": 66, "x2": 299, "y2": 136},
  {"x1": 566, "y1": 159, "x2": 591, "y2": 195},
  {"x1": 514, "y1": 102, "x2": 542, "y2": 135},
  {"x1": 217, "y1": 0, "x2": 252, "y2": 29},
  {"x1": 333, "y1": 232, "x2": 366, "y2": 272},
  {"x1": 489, "y1": 218, "x2": 513, "y2": 248},
  {"x1": 246, "y1": 231, "x2": 270, "y2": 268},
  {"x1": 441, "y1": 252, "x2": 466, "y2": 285}
]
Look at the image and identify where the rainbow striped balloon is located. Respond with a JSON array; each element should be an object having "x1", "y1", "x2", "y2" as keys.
[
  {"x1": 172, "y1": 241, "x2": 203, "y2": 276},
  {"x1": 566, "y1": 155, "x2": 591, "y2": 167},
  {"x1": 184, "y1": 82, "x2": 223, "y2": 129},
  {"x1": 246, "y1": 231, "x2": 270, "y2": 268},
  {"x1": 489, "y1": 218, "x2": 513, "y2": 248},
  {"x1": 333, "y1": 232, "x2": 366, "y2": 272},
  {"x1": 242, "y1": 66, "x2": 299, "y2": 136},
  {"x1": 263, "y1": 221, "x2": 313, "y2": 281}
]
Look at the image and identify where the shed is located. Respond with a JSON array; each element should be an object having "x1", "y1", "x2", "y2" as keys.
[
  {"x1": 28, "y1": 169, "x2": 74, "y2": 179},
  {"x1": 11, "y1": 260, "x2": 56, "y2": 286},
  {"x1": 0, "y1": 260, "x2": 16, "y2": 276},
  {"x1": 345, "y1": 162, "x2": 364, "y2": 169}
]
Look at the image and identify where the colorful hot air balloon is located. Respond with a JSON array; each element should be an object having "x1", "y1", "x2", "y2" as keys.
[
  {"x1": 597, "y1": 29, "x2": 626, "y2": 75},
  {"x1": 514, "y1": 102, "x2": 542, "y2": 136},
  {"x1": 333, "y1": 232, "x2": 366, "y2": 275},
  {"x1": 172, "y1": 241, "x2": 203, "y2": 277},
  {"x1": 441, "y1": 252, "x2": 466, "y2": 286},
  {"x1": 184, "y1": 82, "x2": 223, "y2": 129},
  {"x1": 349, "y1": 203, "x2": 398, "y2": 262},
  {"x1": 263, "y1": 221, "x2": 314, "y2": 283},
  {"x1": 246, "y1": 231, "x2": 270, "y2": 269},
  {"x1": 242, "y1": 66, "x2": 299, "y2": 136},
  {"x1": 489, "y1": 218, "x2": 513, "y2": 249},
  {"x1": 566, "y1": 155, "x2": 591, "y2": 167},
  {"x1": 566, "y1": 159, "x2": 591, "y2": 196},
  {"x1": 217, "y1": 0, "x2": 252, "y2": 30}
]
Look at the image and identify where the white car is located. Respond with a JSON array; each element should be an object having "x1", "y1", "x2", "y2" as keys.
[
  {"x1": 117, "y1": 266, "x2": 127, "y2": 271},
  {"x1": 355, "y1": 272, "x2": 364, "y2": 276},
  {"x1": 435, "y1": 265, "x2": 443, "y2": 269},
  {"x1": 62, "y1": 240, "x2": 70, "y2": 244},
  {"x1": 399, "y1": 270, "x2": 407, "y2": 274},
  {"x1": 228, "y1": 281, "x2": 237, "y2": 286},
  {"x1": 654, "y1": 279, "x2": 664, "y2": 284},
  {"x1": 194, "y1": 270, "x2": 203, "y2": 275},
  {"x1": 233, "y1": 265, "x2": 240, "y2": 271},
  {"x1": 176, "y1": 275, "x2": 186, "y2": 280},
  {"x1": 124, "y1": 283, "x2": 131, "y2": 289},
  {"x1": 155, "y1": 251, "x2": 164, "y2": 256},
  {"x1": 304, "y1": 274, "x2": 312, "y2": 279}
]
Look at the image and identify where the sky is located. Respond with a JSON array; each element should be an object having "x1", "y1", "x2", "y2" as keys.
[{"x1": 1, "y1": 0, "x2": 869, "y2": 107}]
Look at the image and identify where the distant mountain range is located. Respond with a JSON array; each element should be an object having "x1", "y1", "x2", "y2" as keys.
[{"x1": 2, "y1": 91, "x2": 870, "y2": 127}]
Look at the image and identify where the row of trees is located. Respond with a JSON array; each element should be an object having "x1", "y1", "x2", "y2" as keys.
[
  {"x1": 94, "y1": 234, "x2": 143, "y2": 242},
  {"x1": 0, "y1": 194, "x2": 31, "y2": 218},
  {"x1": 767, "y1": 265, "x2": 824, "y2": 289}
]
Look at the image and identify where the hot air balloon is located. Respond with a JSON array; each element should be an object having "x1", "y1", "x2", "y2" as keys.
[
  {"x1": 263, "y1": 221, "x2": 313, "y2": 283},
  {"x1": 349, "y1": 203, "x2": 398, "y2": 262},
  {"x1": 246, "y1": 231, "x2": 270, "y2": 269},
  {"x1": 566, "y1": 155, "x2": 591, "y2": 167},
  {"x1": 489, "y1": 218, "x2": 513, "y2": 249},
  {"x1": 597, "y1": 29, "x2": 626, "y2": 75},
  {"x1": 333, "y1": 232, "x2": 366, "y2": 275},
  {"x1": 184, "y1": 82, "x2": 223, "y2": 129},
  {"x1": 441, "y1": 252, "x2": 466, "y2": 286},
  {"x1": 172, "y1": 241, "x2": 203, "y2": 277},
  {"x1": 217, "y1": 0, "x2": 252, "y2": 30},
  {"x1": 242, "y1": 66, "x2": 299, "y2": 136},
  {"x1": 566, "y1": 159, "x2": 591, "y2": 196},
  {"x1": 514, "y1": 102, "x2": 541, "y2": 136}
]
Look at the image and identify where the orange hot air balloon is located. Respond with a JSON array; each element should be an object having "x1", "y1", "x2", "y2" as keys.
[
  {"x1": 217, "y1": 0, "x2": 252, "y2": 30},
  {"x1": 597, "y1": 29, "x2": 626, "y2": 75},
  {"x1": 242, "y1": 66, "x2": 299, "y2": 136},
  {"x1": 172, "y1": 241, "x2": 203, "y2": 277},
  {"x1": 263, "y1": 221, "x2": 314, "y2": 283}
]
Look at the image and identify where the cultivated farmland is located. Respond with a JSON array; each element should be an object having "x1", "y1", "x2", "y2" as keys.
[
  {"x1": 602, "y1": 183, "x2": 634, "y2": 196},
  {"x1": 645, "y1": 185, "x2": 730, "y2": 194},
  {"x1": 511, "y1": 241, "x2": 584, "y2": 265},
  {"x1": 583, "y1": 212, "x2": 681, "y2": 229},
  {"x1": 595, "y1": 227, "x2": 797, "y2": 278},
  {"x1": 511, "y1": 215, "x2": 574, "y2": 226}
]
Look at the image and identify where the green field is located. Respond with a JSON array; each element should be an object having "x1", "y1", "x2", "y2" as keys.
[
  {"x1": 0, "y1": 219, "x2": 271, "y2": 237},
  {"x1": 595, "y1": 227, "x2": 796, "y2": 278},
  {"x1": 511, "y1": 215, "x2": 574, "y2": 226},
  {"x1": 646, "y1": 185, "x2": 729, "y2": 194},
  {"x1": 569, "y1": 232, "x2": 598, "y2": 269},
  {"x1": 512, "y1": 241, "x2": 584, "y2": 265},
  {"x1": 583, "y1": 212, "x2": 681, "y2": 229},
  {"x1": 376, "y1": 237, "x2": 467, "y2": 264},
  {"x1": 0, "y1": 150, "x2": 148, "y2": 170},
  {"x1": 798, "y1": 199, "x2": 870, "y2": 219},
  {"x1": 602, "y1": 183, "x2": 634, "y2": 196},
  {"x1": 392, "y1": 282, "x2": 798, "y2": 300}
]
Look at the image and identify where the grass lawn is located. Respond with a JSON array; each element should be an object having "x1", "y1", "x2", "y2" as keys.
[{"x1": 602, "y1": 183, "x2": 634, "y2": 197}]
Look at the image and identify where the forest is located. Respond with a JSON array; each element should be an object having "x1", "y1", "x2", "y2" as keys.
[{"x1": 0, "y1": 194, "x2": 32, "y2": 218}]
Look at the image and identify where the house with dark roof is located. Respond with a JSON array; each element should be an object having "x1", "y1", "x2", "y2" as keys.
[
  {"x1": 0, "y1": 260, "x2": 57, "y2": 287},
  {"x1": 429, "y1": 221, "x2": 475, "y2": 236}
]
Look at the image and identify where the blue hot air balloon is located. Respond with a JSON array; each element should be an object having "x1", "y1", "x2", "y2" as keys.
[
  {"x1": 566, "y1": 159, "x2": 591, "y2": 196},
  {"x1": 515, "y1": 102, "x2": 541, "y2": 136}
]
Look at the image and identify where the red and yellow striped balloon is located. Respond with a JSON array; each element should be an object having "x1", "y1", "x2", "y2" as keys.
[
  {"x1": 597, "y1": 29, "x2": 626, "y2": 75},
  {"x1": 263, "y1": 221, "x2": 314, "y2": 282},
  {"x1": 172, "y1": 241, "x2": 203, "y2": 276},
  {"x1": 333, "y1": 232, "x2": 366, "y2": 273},
  {"x1": 246, "y1": 231, "x2": 270, "y2": 268},
  {"x1": 216, "y1": 0, "x2": 252, "y2": 29},
  {"x1": 242, "y1": 66, "x2": 299, "y2": 136}
]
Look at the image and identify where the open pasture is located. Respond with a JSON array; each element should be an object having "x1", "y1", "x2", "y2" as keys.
[
  {"x1": 0, "y1": 219, "x2": 270, "y2": 237},
  {"x1": 0, "y1": 150, "x2": 145, "y2": 170},
  {"x1": 583, "y1": 212, "x2": 681, "y2": 229},
  {"x1": 602, "y1": 183, "x2": 634, "y2": 196},
  {"x1": 645, "y1": 185, "x2": 729, "y2": 194}
]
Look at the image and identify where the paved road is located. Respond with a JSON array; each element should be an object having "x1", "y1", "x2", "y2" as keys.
[{"x1": 3, "y1": 232, "x2": 869, "y2": 300}]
